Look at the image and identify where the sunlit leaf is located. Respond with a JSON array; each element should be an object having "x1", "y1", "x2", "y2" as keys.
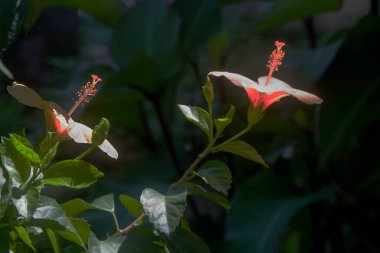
[
  {"x1": 46, "y1": 229, "x2": 59, "y2": 253},
  {"x1": 42, "y1": 160, "x2": 103, "y2": 189},
  {"x1": 196, "y1": 160, "x2": 231, "y2": 195},
  {"x1": 119, "y1": 194, "x2": 143, "y2": 218},
  {"x1": 214, "y1": 140, "x2": 268, "y2": 167},
  {"x1": 91, "y1": 194, "x2": 115, "y2": 213},
  {"x1": 61, "y1": 198, "x2": 97, "y2": 218},
  {"x1": 14, "y1": 226, "x2": 36, "y2": 252},
  {"x1": 88, "y1": 232, "x2": 125, "y2": 253},
  {"x1": 10, "y1": 134, "x2": 40, "y2": 164},
  {"x1": 178, "y1": 105, "x2": 210, "y2": 135},
  {"x1": 12, "y1": 187, "x2": 39, "y2": 218},
  {"x1": 32, "y1": 195, "x2": 85, "y2": 248},
  {"x1": 181, "y1": 182, "x2": 230, "y2": 211},
  {"x1": 140, "y1": 188, "x2": 187, "y2": 235}
]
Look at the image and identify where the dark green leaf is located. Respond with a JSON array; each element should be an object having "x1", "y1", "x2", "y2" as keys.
[
  {"x1": 1, "y1": 137, "x2": 32, "y2": 185},
  {"x1": 106, "y1": 55, "x2": 159, "y2": 92},
  {"x1": 35, "y1": 132, "x2": 54, "y2": 157},
  {"x1": 197, "y1": 160, "x2": 231, "y2": 195},
  {"x1": 214, "y1": 105, "x2": 235, "y2": 137},
  {"x1": 175, "y1": 0, "x2": 221, "y2": 55},
  {"x1": 42, "y1": 0, "x2": 124, "y2": 26},
  {"x1": 61, "y1": 198, "x2": 97, "y2": 218},
  {"x1": 41, "y1": 142, "x2": 59, "y2": 167},
  {"x1": 256, "y1": 0, "x2": 342, "y2": 32},
  {"x1": 24, "y1": 0, "x2": 43, "y2": 32},
  {"x1": 140, "y1": 188, "x2": 187, "y2": 235},
  {"x1": 215, "y1": 140, "x2": 268, "y2": 167},
  {"x1": 12, "y1": 187, "x2": 39, "y2": 218},
  {"x1": 91, "y1": 194, "x2": 114, "y2": 213},
  {"x1": 226, "y1": 170, "x2": 335, "y2": 252},
  {"x1": 247, "y1": 103, "x2": 264, "y2": 126},
  {"x1": 181, "y1": 182, "x2": 230, "y2": 211},
  {"x1": 65, "y1": 218, "x2": 91, "y2": 245},
  {"x1": 42, "y1": 160, "x2": 103, "y2": 189},
  {"x1": 92, "y1": 118, "x2": 110, "y2": 146},
  {"x1": 0, "y1": 0, "x2": 28, "y2": 54},
  {"x1": 32, "y1": 195, "x2": 85, "y2": 248},
  {"x1": 111, "y1": 0, "x2": 181, "y2": 80},
  {"x1": 14, "y1": 226, "x2": 36, "y2": 252},
  {"x1": 119, "y1": 194, "x2": 143, "y2": 218},
  {"x1": 0, "y1": 194, "x2": 10, "y2": 219},
  {"x1": 163, "y1": 227, "x2": 212, "y2": 253},
  {"x1": 178, "y1": 105, "x2": 210, "y2": 135},
  {"x1": 10, "y1": 134, "x2": 40, "y2": 164},
  {"x1": 46, "y1": 229, "x2": 59, "y2": 253},
  {"x1": 119, "y1": 227, "x2": 166, "y2": 253},
  {"x1": 0, "y1": 167, "x2": 5, "y2": 195},
  {"x1": 88, "y1": 232, "x2": 125, "y2": 253}
]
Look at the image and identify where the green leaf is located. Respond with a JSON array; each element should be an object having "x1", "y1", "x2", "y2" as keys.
[
  {"x1": 61, "y1": 198, "x2": 97, "y2": 218},
  {"x1": 32, "y1": 195, "x2": 85, "y2": 248},
  {"x1": 24, "y1": 0, "x2": 43, "y2": 32},
  {"x1": 175, "y1": 0, "x2": 221, "y2": 55},
  {"x1": 12, "y1": 187, "x2": 39, "y2": 218},
  {"x1": 65, "y1": 218, "x2": 91, "y2": 246},
  {"x1": 0, "y1": 194, "x2": 10, "y2": 220},
  {"x1": 163, "y1": 227, "x2": 212, "y2": 253},
  {"x1": 0, "y1": 0, "x2": 28, "y2": 54},
  {"x1": 247, "y1": 103, "x2": 264, "y2": 126},
  {"x1": 214, "y1": 105, "x2": 235, "y2": 137},
  {"x1": 42, "y1": 160, "x2": 103, "y2": 189},
  {"x1": 256, "y1": 0, "x2": 342, "y2": 32},
  {"x1": 35, "y1": 132, "x2": 54, "y2": 157},
  {"x1": 0, "y1": 167, "x2": 5, "y2": 196},
  {"x1": 181, "y1": 182, "x2": 230, "y2": 211},
  {"x1": 119, "y1": 194, "x2": 143, "y2": 218},
  {"x1": 140, "y1": 188, "x2": 187, "y2": 235},
  {"x1": 92, "y1": 118, "x2": 110, "y2": 146},
  {"x1": 88, "y1": 233, "x2": 125, "y2": 253},
  {"x1": 42, "y1": 0, "x2": 124, "y2": 26},
  {"x1": 226, "y1": 170, "x2": 335, "y2": 252},
  {"x1": 41, "y1": 142, "x2": 59, "y2": 167},
  {"x1": 196, "y1": 160, "x2": 232, "y2": 195},
  {"x1": 111, "y1": 0, "x2": 181, "y2": 80},
  {"x1": 10, "y1": 134, "x2": 40, "y2": 164},
  {"x1": 91, "y1": 194, "x2": 115, "y2": 213},
  {"x1": 119, "y1": 227, "x2": 166, "y2": 253},
  {"x1": 14, "y1": 226, "x2": 36, "y2": 252},
  {"x1": 214, "y1": 140, "x2": 268, "y2": 168},
  {"x1": 1, "y1": 137, "x2": 32, "y2": 185},
  {"x1": 178, "y1": 105, "x2": 210, "y2": 135},
  {"x1": 46, "y1": 229, "x2": 59, "y2": 253}
]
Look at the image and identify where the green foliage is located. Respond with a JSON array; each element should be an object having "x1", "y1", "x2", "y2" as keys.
[
  {"x1": 140, "y1": 188, "x2": 187, "y2": 235},
  {"x1": 163, "y1": 227, "x2": 212, "y2": 253},
  {"x1": 120, "y1": 228, "x2": 166, "y2": 253},
  {"x1": 178, "y1": 105, "x2": 211, "y2": 136},
  {"x1": 14, "y1": 226, "x2": 36, "y2": 252},
  {"x1": 214, "y1": 105, "x2": 235, "y2": 138},
  {"x1": 88, "y1": 233, "x2": 125, "y2": 253},
  {"x1": 119, "y1": 194, "x2": 143, "y2": 218},
  {"x1": 196, "y1": 160, "x2": 232, "y2": 195},
  {"x1": 10, "y1": 134, "x2": 40, "y2": 164},
  {"x1": 214, "y1": 140, "x2": 268, "y2": 168},
  {"x1": 226, "y1": 170, "x2": 335, "y2": 253},
  {"x1": 91, "y1": 118, "x2": 110, "y2": 146},
  {"x1": 42, "y1": 160, "x2": 103, "y2": 189},
  {"x1": 0, "y1": 0, "x2": 28, "y2": 54}
]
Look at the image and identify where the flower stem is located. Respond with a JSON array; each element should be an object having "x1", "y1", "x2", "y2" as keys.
[
  {"x1": 211, "y1": 124, "x2": 252, "y2": 152},
  {"x1": 75, "y1": 145, "x2": 96, "y2": 160}
]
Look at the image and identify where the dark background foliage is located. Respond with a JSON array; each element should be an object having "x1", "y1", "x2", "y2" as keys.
[{"x1": 1, "y1": 0, "x2": 379, "y2": 252}]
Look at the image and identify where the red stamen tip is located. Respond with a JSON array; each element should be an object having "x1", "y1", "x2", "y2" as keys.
[{"x1": 267, "y1": 41, "x2": 286, "y2": 72}]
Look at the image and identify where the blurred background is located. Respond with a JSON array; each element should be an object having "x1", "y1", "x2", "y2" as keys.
[{"x1": 0, "y1": 0, "x2": 379, "y2": 252}]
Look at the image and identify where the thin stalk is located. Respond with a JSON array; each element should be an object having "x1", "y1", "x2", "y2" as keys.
[
  {"x1": 211, "y1": 124, "x2": 252, "y2": 152},
  {"x1": 118, "y1": 213, "x2": 145, "y2": 234},
  {"x1": 75, "y1": 145, "x2": 96, "y2": 160},
  {"x1": 112, "y1": 211, "x2": 120, "y2": 232}
]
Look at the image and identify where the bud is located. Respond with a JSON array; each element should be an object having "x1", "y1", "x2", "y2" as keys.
[
  {"x1": 91, "y1": 118, "x2": 110, "y2": 146},
  {"x1": 202, "y1": 77, "x2": 214, "y2": 105}
]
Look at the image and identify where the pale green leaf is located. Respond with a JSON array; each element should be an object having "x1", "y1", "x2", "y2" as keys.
[
  {"x1": 178, "y1": 105, "x2": 210, "y2": 135},
  {"x1": 119, "y1": 194, "x2": 143, "y2": 218},
  {"x1": 88, "y1": 233, "x2": 125, "y2": 253},
  {"x1": 14, "y1": 226, "x2": 36, "y2": 252},
  {"x1": 197, "y1": 160, "x2": 232, "y2": 195}
]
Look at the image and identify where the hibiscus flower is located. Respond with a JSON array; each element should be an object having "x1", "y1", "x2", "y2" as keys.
[
  {"x1": 7, "y1": 75, "x2": 118, "y2": 159},
  {"x1": 209, "y1": 41, "x2": 323, "y2": 110}
]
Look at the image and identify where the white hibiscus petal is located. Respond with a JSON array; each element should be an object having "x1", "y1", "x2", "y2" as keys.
[
  {"x1": 99, "y1": 140, "x2": 118, "y2": 159},
  {"x1": 208, "y1": 71, "x2": 259, "y2": 89},
  {"x1": 258, "y1": 76, "x2": 323, "y2": 104}
]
